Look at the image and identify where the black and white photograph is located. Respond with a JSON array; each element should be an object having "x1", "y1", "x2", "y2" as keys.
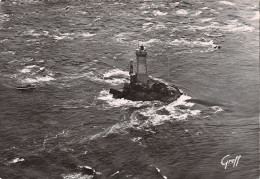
[{"x1": 0, "y1": 0, "x2": 259, "y2": 178}]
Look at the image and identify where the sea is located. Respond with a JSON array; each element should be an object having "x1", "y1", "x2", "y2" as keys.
[{"x1": 0, "y1": 0, "x2": 259, "y2": 178}]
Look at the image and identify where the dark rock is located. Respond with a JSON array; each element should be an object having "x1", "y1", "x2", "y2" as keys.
[
  {"x1": 109, "y1": 76, "x2": 182, "y2": 103},
  {"x1": 109, "y1": 88, "x2": 122, "y2": 98},
  {"x1": 156, "y1": 108, "x2": 170, "y2": 115}
]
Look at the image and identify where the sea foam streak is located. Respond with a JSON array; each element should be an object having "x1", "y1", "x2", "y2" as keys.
[
  {"x1": 139, "y1": 39, "x2": 161, "y2": 46},
  {"x1": 188, "y1": 20, "x2": 254, "y2": 32},
  {"x1": 67, "y1": 69, "x2": 129, "y2": 86},
  {"x1": 62, "y1": 173, "x2": 93, "y2": 179},
  {"x1": 80, "y1": 32, "x2": 95, "y2": 37},
  {"x1": 219, "y1": 1, "x2": 235, "y2": 6},
  {"x1": 8, "y1": 158, "x2": 25, "y2": 164},
  {"x1": 191, "y1": 11, "x2": 202, "y2": 16},
  {"x1": 22, "y1": 76, "x2": 54, "y2": 83},
  {"x1": 153, "y1": 10, "x2": 167, "y2": 16},
  {"x1": 170, "y1": 38, "x2": 218, "y2": 48}
]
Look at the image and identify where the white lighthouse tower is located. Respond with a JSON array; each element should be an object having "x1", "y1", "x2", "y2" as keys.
[{"x1": 136, "y1": 45, "x2": 148, "y2": 83}]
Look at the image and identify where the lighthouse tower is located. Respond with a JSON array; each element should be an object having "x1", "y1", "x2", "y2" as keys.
[{"x1": 136, "y1": 45, "x2": 148, "y2": 83}]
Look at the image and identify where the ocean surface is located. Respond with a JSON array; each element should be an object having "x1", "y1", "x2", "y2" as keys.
[{"x1": 0, "y1": 0, "x2": 259, "y2": 178}]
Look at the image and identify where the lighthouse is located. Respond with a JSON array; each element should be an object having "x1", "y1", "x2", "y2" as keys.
[
  {"x1": 110, "y1": 45, "x2": 182, "y2": 103},
  {"x1": 136, "y1": 45, "x2": 148, "y2": 83}
]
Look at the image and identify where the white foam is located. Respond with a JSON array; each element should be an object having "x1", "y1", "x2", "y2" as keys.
[
  {"x1": 114, "y1": 32, "x2": 134, "y2": 43},
  {"x1": 68, "y1": 70, "x2": 128, "y2": 86},
  {"x1": 200, "y1": 18, "x2": 214, "y2": 23},
  {"x1": 143, "y1": 22, "x2": 166, "y2": 31},
  {"x1": 111, "y1": 171, "x2": 120, "y2": 177},
  {"x1": 176, "y1": 9, "x2": 188, "y2": 15},
  {"x1": 153, "y1": 10, "x2": 167, "y2": 16},
  {"x1": 210, "y1": 106, "x2": 224, "y2": 113},
  {"x1": 102, "y1": 70, "x2": 129, "y2": 85},
  {"x1": 53, "y1": 32, "x2": 74, "y2": 40},
  {"x1": 166, "y1": 95, "x2": 193, "y2": 108},
  {"x1": 62, "y1": 173, "x2": 93, "y2": 179},
  {"x1": 103, "y1": 78, "x2": 128, "y2": 85},
  {"x1": 155, "y1": 167, "x2": 167, "y2": 179},
  {"x1": 204, "y1": 32, "x2": 223, "y2": 37},
  {"x1": 154, "y1": 22, "x2": 167, "y2": 29},
  {"x1": 142, "y1": 11, "x2": 149, "y2": 14},
  {"x1": 92, "y1": 92, "x2": 200, "y2": 139},
  {"x1": 53, "y1": 36, "x2": 66, "y2": 40},
  {"x1": 20, "y1": 68, "x2": 31, "y2": 73},
  {"x1": 170, "y1": 38, "x2": 216, "y2": 48},
  {"x1": 210, "y1": 9, "x2": 220, "y2": 14},
  {"x1": 131, "y1": 137, "x2": 142, "y2": 143},
  {"x1": 188, "y1": 21, "x2": 254, "y2": 32},
  {"x1": 191, "y1": 11, "x2": 202, "y2": 16},
  {"x1": 27, "y1": 65, "x2": 37, "y2": 68},
  {"x1": 19, "y1": 65, "x2": 37, "y2": 73},
  {"x1": 53, "y1": 35, "x2": 73, "y2": 40},
  {"x1": 142, "y1": 22, "x2": 153, "y2": 29},
  {"x1": 139, "y1": 3, "x2": 150, "y2": 10},
  {"x1": 22, "y1": 76, "x2": 54, "y2": 83},
  {"x1": 88, "y1": 102, "x2": 201, "y2": 141},
  {"x1": 86, "y1": 122, "x2": 129, "y2": 141},
  {"x1": 9, "y1": 158, "x2": 25, "y2": 164},
  {"x1": 80, "y1": 32, "x2": 95, "y2": 37},
  {"x1": 247, "y1": 5, "x2": 258, "y2": 10},
  {"x1": 150, "y1": 76, "x2": 169, "y2": 85},
  {"x1": 25, "y1": 29, "x2": 41, "y2": 37},
  {"x1": 2, "y1": 51, "x2": 15, "y2": 55},
  {"x1": 219, "y1": 1, "x2": 235, "y2": 6},
  {"x1": 222, "y1": 23, "x2": 254, "y2": 32},
  {"x1": 252, "y1": 11, "x2": 259, "y2": 20},
  {"x1": 103, "y1": 69, "x2": 129, "y2": 78},
  {"x1": 36, "y1": 76, "x2": 54, "y2": 82},
  {"x1": 170, "y1": 2, "x2": 179, "y2": 7},
  {"x1": 140, "y1": 39, "x2": 161, "y2": 46},
  {"x1": 128, "y1": 95, "x2": 200, "y2": 127}
]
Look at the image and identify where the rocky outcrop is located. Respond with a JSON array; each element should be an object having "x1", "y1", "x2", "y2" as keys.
[{"x1": 109, "y1": 77, "x2": 182, "y2": 103}]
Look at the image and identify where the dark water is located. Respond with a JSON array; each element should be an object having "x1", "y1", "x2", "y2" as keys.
[{"x1": 0, "y1": 0, "x2": 259, "y2": 178}]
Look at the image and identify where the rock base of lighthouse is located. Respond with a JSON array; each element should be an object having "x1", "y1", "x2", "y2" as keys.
[{"x1": 109, "y1": 76, "x2": 182, "y2": 103}]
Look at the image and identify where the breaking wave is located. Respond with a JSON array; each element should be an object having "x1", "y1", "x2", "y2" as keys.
[
  {"x1": 90, "y1": 92, "x2": 201, "y2": 140},
  {"x1": 219, "y1": 1, "x2": 235, "y2": 6},
  {"x1": 103, "y1": 69, "x2": 129, "y2": 79}
]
